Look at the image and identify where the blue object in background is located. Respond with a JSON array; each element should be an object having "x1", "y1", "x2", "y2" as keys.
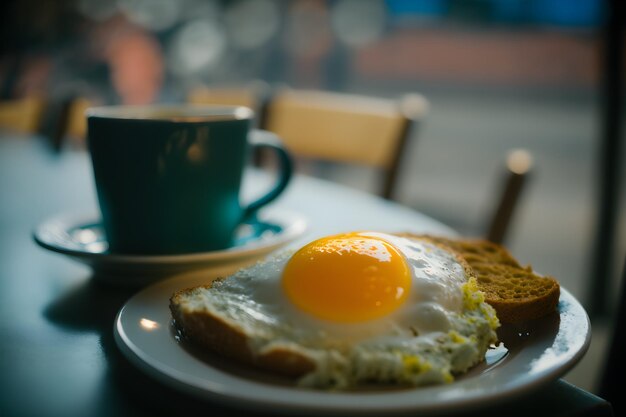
[
  {"x1": 530, "y1": 0, "x2": 602, "y2": 27},
  {"x1": 386, "y1": 0, "x2": 448, "y2": 17},
  {"x1": 492, "y1": 0, "x2": 530, "y2": 23},
  {"x1": 387, "y1": 0, "x2": 602, "y2": 27}
]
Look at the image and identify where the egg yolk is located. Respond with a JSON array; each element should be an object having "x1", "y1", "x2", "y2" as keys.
[{"x1": 282, "y1": 233, "x2": 411, "y2": 323}]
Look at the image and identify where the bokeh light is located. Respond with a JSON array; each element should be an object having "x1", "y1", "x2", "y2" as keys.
[
  {"x1": 331, "y1": 0, "x2": 386, "y2": 47},
  {"x1": 177, "y1": 0, "x2": 221, "y2": 22},
  {"x1": 224, "y1": 0, "x2": 280, "y2": 50},
  {"x1": 118, "y1": 0, "x2": 182, "y2": 31},
  {"x1": 284, "y1": 0, "x2": 332, "y2": 58},
  {"x1": 167, "y1": 19, "x2": 227, "y2": 77}
]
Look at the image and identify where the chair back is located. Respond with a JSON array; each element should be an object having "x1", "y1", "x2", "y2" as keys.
[
  {"x1": 0, "y1": 96, "x2": 45, "y2": 133},
  {"x1": 187, "y1": 82, "x2": 270, "y2": 126},
  {"x1": 264, "y1": 89, "x2": 428, "y2": 199},
  {"x1": 46, "y1": 96, "x2": 95, "y2": 150},
  {"x1": 188, "y1": 87, "x2": 258, "y2": 109},
  {"x1": 64, "y1": 97, "x2": 91, "y2": 142}
]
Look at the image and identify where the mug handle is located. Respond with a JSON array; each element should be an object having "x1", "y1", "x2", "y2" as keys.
[{"x1": 242, "y1": 130, "x2": 293, "y2": 221}]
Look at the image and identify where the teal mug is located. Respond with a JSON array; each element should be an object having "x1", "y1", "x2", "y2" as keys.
[{"x1": 86, "y1": 105, "x2": 292, "y2": 255}]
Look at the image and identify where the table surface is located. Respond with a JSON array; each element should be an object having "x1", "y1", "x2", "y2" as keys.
[{"x1": 0, "y1": 135, "x2": 612, "y2": 417}]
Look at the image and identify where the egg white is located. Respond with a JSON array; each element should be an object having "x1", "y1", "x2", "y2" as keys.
[{"x1": 188, "y1": 233, "x2": 499, "y2": 388}]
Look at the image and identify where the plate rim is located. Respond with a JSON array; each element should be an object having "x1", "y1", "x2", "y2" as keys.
[{"x1": 113, "y1": 273, "x2": 591, "y2": 415}]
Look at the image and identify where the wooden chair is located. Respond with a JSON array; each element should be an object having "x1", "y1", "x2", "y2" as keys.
[
  {"x1": 64, "y1": 97, "x2": 92, "y2": 142},
  {"x1": 262, "y1": 88, "x2": 428, "y2": 200},
  {"x1": 45, "y1": 96, "x2": 96, "y2": 150},
  {"x1": 485, "y1": 148, "x2": 534, "y2": 244},
  {"x1": 0, "y1": 96, "x2": 45, "y2": 134},
  {"x1": 58, "y1": 97, "x2": 93, "y2": 148},
  {"x1": 187, "y1": 81, "x2": 270, "y2": 126}
]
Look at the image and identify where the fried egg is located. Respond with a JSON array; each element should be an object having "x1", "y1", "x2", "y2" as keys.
[{"x1": 181, "y1": 232, "x2": 499, "y2": 388}]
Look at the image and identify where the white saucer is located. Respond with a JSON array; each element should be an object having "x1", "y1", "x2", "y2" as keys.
[
  {"x1": 114, "y1": 274, "x2": 591, "y2": 415},
  {"x1": 33, "y1": 209, "x2": 307, "y2": 286}
]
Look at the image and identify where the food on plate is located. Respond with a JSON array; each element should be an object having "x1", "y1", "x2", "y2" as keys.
[
  {"x1": 170, "y1": 232, "x2": 500, "y2": 389},
  {"x1": 415, "y1": 235, "x2": 560, "y2": 323}
]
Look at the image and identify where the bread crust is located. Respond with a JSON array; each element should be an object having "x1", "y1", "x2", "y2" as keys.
[
  {"x1": 169, "y1": 237, "x2": 479, "y2": 379},
  {"x1": 169, "y1": 234, "x2": 560, "y2": 379},
  {"x1": 170, "y1": 286, "x2": 316, "y2": 378},
  {"x1": 401, "y1": 234, "x2": 561, "y2": 323}
]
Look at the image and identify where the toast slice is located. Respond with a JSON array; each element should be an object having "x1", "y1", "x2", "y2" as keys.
[
  {"x1": 170, "y1": 283, "x2": 317, "y2": 377},
  {"x1": 169, "y1": 236, "x2": 498, "y2": 384},
  {"x1": 413, "y1": 235, "x2": 560, "y2": 323},
  {"x1": 169, "y1": 233, "x2": 555, "y2": 386}
]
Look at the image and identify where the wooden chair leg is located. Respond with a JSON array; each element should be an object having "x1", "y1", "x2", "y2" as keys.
[{"x1": 486, "y1": 149, "x2": 533, "y2": 244}]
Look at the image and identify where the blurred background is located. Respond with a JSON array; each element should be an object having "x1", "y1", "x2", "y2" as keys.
[{"x1": 1, "y1": 0, "x2": 624, "y2": 395}]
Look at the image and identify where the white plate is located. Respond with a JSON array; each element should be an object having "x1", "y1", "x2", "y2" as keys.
[
  {"x1": 34, "y1": 209, "x2": 307, "y2": 286},
  {"x1": 114, "y1": 272, "x2": 591, "y2": 415}
]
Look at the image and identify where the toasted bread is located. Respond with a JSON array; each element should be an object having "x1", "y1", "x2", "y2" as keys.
[
  {"x1": 169, "y1": 233, "x2": 554, "y2": 384},
  {"x1": 169, "y1": 236, "x2": 494, "y2": 383},
  {"x1": 407, "y1": 235, "x2": 560, "y2": 323},
  {"x1": 170, "y1": 284, "x2": 316, "y2": 377}
]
